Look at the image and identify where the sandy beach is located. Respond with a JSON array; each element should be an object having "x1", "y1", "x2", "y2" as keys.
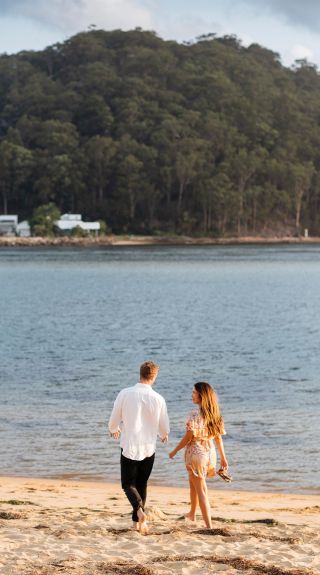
[{"x1": 0, "y1": 476, "x2": 319, "y2": 575}]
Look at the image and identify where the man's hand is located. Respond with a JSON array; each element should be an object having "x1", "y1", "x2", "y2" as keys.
[
  {"x1": 110, "y1": 430, "x2": 121, "y2": 440},
  {"x1": 169, "y1": 449, "x2": 177, "y2": 459},
  {"x1": 161, "y1": 434, "x2": 168, "y2": 443}
]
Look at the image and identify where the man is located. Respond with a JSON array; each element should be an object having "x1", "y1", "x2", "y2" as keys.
[{"x1": 108, "y1": 361, "x2": 170, "y2": 534}]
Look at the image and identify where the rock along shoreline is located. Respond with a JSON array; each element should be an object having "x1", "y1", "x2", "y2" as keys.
[{"x1": 1, "y1": 234, "x2": 320, "y2": 247}]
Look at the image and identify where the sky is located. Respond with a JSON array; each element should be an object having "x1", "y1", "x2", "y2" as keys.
[{"x1": 0, "y1": 0, "x2": 319, "y2": 68}]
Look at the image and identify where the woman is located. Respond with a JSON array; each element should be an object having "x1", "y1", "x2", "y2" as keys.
[{"x1": 169, "y1": 382, "x2": 229, "y2": 529}]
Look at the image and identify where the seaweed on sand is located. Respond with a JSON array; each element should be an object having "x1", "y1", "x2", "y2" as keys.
[
  {"x1": 195, "y1": 527, "x2": 233, "y2": 536},
  {"x1": 195, "y1": 527, "x2": 299, "y2": 544},
  {"x1": 150, "y1": 554, "x2": 317, "y2": 575},
  {"x1": 211, "y1": 516, "x2": 280, "y2": 526},
  {"x1": 0, "y1": 511, "x2": 22, "y2": 519},
  {"x1": 23, "y1": 560, "x2": 156, "y2": 575},
  {"x1": 0, "y1": 499, "x2": 36, "y2": 505},
  {"x1": 97, "y1": 562, "x2": 155, "y2": 574}
]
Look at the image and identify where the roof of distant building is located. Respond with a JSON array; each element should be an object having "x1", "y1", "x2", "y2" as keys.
[
  {"x1": 55, "y1": 213, "x2": 100, "y2": 231},
  {"x1": 0, "y1": 215, "x2": 18, "y2": 224},
  {"x1": 60, "y1": 214, "x2": 82, "y2": 221}
]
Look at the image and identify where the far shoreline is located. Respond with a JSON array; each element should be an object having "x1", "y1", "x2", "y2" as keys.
[{"x1": 1, "y1": 234, "x2": 320, "y2": 247}]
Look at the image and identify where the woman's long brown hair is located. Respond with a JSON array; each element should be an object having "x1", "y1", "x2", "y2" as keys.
[{"x1": 194, "y1": 381, "x2": 224, "y2": 438}]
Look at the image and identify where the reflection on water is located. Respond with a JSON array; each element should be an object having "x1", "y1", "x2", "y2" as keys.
[{"x1": 0, "y1": 245, "x2": 319, "y2": 493}]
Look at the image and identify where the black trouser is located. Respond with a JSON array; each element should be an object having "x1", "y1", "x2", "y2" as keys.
[{"x1": 120, "y1": 451, "x2": 155, "y2": 522}]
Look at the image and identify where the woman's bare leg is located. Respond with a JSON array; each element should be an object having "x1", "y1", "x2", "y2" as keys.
[
  {"x1": 192, "y1": 476, "x2": 212, "y2": 528},
  {"x1": 185, "y1": 472, "x2": 198, "y2": 521}
]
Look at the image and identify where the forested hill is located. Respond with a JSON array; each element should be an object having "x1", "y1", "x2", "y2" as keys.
[{"x1": 1, "y1": 29, "x2": 320, "y2": 236}]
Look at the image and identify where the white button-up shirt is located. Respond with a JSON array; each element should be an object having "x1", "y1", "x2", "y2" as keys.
[{"x1": 108, "y1": 383, "x2": 170, "y2": 460}]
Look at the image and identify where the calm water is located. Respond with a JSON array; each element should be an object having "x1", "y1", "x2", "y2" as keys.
[{"x1": 0, "y1": 245, "x2": 319, "y2": 493}]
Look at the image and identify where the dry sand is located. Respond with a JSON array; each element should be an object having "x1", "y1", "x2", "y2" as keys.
[{"x1": 0, "y1": 476, "x2": 319, "y2": 575}]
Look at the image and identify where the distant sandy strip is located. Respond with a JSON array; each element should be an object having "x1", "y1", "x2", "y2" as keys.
[
  {"x1": 1, "y1": 235, "x2": 320, "y2": 247},
  {"x1": 0, "y1": 476, "x2": 319, "y2": 575}
]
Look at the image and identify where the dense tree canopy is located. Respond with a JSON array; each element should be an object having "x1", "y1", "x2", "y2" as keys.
[{"x1": 1, "y1": 29, "x2": 320, "y2": 236}]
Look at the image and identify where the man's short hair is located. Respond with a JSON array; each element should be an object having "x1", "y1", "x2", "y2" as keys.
[{"x1": 140, "y1": 361, "x2": 159, "y2": 380}]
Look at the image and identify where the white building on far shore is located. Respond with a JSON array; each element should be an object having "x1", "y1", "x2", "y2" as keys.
[
  {"x1": 0, "y1": 215, "x2": 18, "y2": 236},
  {"x1": 55, "y1": 214, "x2": 100, "y2": 235},
  {"x1": 16, "y1": 220, "x2": 31, "y2": 237},
  {"x1": 0, "y1": 215, "x2": 31, "y2": 237}
]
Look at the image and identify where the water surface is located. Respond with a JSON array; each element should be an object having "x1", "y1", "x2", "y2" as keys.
[{"x1": 0, "y1": 245, "x2": 319, "y2": 493}]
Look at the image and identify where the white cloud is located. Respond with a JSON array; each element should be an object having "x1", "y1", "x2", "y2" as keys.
[
  {"x1": 157, "y1": 13, "x2": 222, "y2": 43},
  {"x1": 235, "y1": 0, "x2": 320, "y2": 31},
  {"x1": 290, "y1": 44, "x2": 314, "y2": 61},
  {"x1": 0, "y1": 0, "x2": 153, "y2": 34}
]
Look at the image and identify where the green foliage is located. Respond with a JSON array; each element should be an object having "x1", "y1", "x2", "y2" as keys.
[
  {"x1": 1, "y1": 30, "x2": 320, "y2": 235},
  {"x1": 70, "y1": 225, "x2": 89, "y2": 237},
  {"x1": 30, "y1": 202, "x2": 61, "y2": 236},
  {"x1": 0, "y1": 135, "x2": 34, "y2": 214},
  {"x1": 98, "y1": 220, "x2": 108, "y2": 234}
]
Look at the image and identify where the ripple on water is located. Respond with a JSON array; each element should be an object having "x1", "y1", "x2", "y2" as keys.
[{"x1": 0, "y1": 245, "x2": 319, "y2": 493}]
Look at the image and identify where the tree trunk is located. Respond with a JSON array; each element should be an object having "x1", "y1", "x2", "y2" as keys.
[
  {"x1": 202, "y1": 193, "x2": 208, "y2": 233},
  {"x1": 224, "y1": 210, "x2": 227, "y2": 234},
  {"x1": 295, "y1": 188, "x2": 303, "y2": 235},
  {"x1": 129, "y1": 189, "x2": 135, "y2": 221},
  {"x1": 207, "y1": 202, "x2": 212, "y2": 232},
  {"x1": 98, "y1": 183, "x2": 104, "y2": 202},
  {"x1": 237, "y1": 179, "x2": 246, "y2": 236},
  {"x1": 252, "y1": 196, "x2": 257, "y2": 233},
  {"x1": 202, "y1": 203, "x2": 207, "y2": 234},
  {"x1": 220, "y1": 209, "x2": 227, "y2": 235},
  {"x1": 147, "y1": 189, "x2": 158, "y2": 226},
  {"x1": 2, "y1": 191, "x2": 8, "y2": 215},
  {"x1": 202, "y1": 198, "x2": 208, "y2": 234},
  {"x1": 177, "y1": 181, "x2": 184, "y2": 220},
  {"x1": 71, "y1": 191, "x2": 75, "y2": 213},
  {"x1": 237, "y1": 193, "x2": 243, "y2": 236}
]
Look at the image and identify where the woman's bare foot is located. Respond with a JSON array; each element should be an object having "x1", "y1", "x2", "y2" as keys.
[
  {"x1": 132, "y1": 521, "x2": 140, "y2": 531},
  {"x1": 184, "y1": 512, "x2": 196, "y2": 522},
  {"x1": 137, "y1": 508, "x2": 148, "y2": 535}
]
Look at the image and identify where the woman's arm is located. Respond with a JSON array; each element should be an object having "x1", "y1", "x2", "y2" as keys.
[
  {"x1": 214, "y1": 434, "x2": 228, "y2": 469},
  {"x1": 169, "y1": 430, "x2": 193, "y2": 459}
]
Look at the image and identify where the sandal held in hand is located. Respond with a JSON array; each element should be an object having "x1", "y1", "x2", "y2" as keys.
[{"x1": 217, "y1": 468, "x2": 233, "y2": 483}]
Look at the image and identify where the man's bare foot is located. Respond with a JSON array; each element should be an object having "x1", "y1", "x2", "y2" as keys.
[
  {"x1": 132, "y1": 521, "x2": 140, "y2": 531},
  {"x1": 184, "y1": 512, "x2": 196, "y2": 522},
  {"x1": 137, "y1": 508, "x2": 148, "y2": 535}
]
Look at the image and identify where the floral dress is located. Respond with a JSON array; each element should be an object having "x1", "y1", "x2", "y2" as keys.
[{"x1": 185, "y1": 409, "x2": 225, "y2": 479}]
